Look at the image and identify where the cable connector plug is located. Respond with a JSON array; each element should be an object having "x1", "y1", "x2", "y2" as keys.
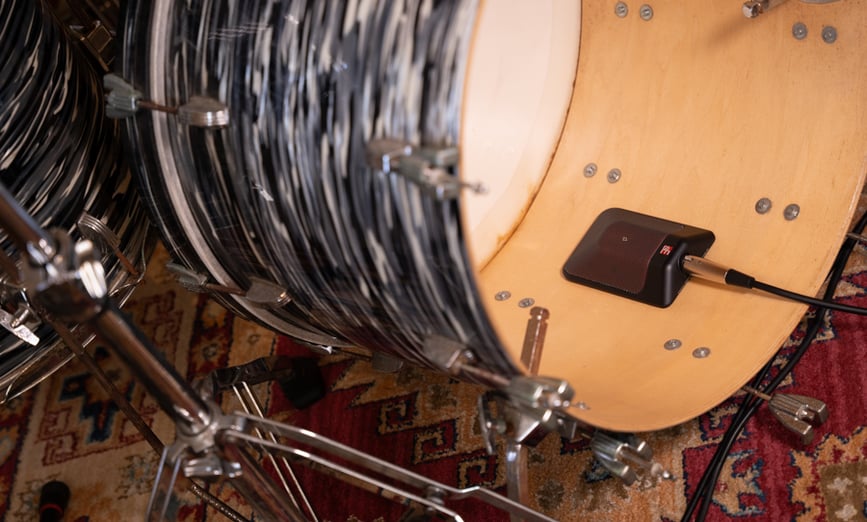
[{"x1": 681, "y1": 255, "x2": 755, "y2": 288}]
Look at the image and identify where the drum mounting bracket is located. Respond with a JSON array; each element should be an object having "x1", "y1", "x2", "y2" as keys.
[
  {"x1": 166, "y1": 262, "x2": 292, "y2": 307},
  {"x1": 477, "y1": 389, "x2": 579, "y2": 453},
  {"x1": 424, "y1": 334, "x2": 597, "y2": 449},
  {"x1": 0, "y1": 305, "x2": 39, "y2": 346},
  {"x1": 366, "y1": 139, "x2": 486, "y2": 200},
  {"x1": 424, "y1": 336, "x2": 573, "y2": 408},
  {"x1": 18, "y1": 229, "x2": 109, "y2": 325},
  {"x1": 103, "y1": 74, "x2": 229, "y2": 128}
]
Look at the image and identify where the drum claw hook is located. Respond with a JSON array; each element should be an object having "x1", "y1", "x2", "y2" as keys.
[
  {"x1": 366, "y1": 139, "x2": 486, "y2": 200},
  {"x1": 590, "y1": 431, "x2": 674, "y2": 486},
  {"x1": 742, "y1": 385, "x2": 828, "y2": 445}
]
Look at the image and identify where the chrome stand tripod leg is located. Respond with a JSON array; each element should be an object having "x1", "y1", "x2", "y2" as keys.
[
  {"x1": 91, "y1": 308, "x2": 212, "y2": 429},
  {"x1": 228, "y1": 414, "x2": 554, "y2": 522},
  {"x1": 234, "y1": 382, "x2": 318, "y2": 521},
  {"x1": 219, "y1": 441, "x2": 307, "y2": 522},
  {"x1": 223, "y1": 426, "x2": 465, "y2": 522},
  {"x1": 506, "y1": 440, "x2": 530, "y2": 522},
  {"x1": 187, "y1": 483, "x2": 252, "y2": 522},
  {"x1": 146, "y1": 445, "x2": 184, "y2": 522},
  {"x1": 0, "y1": 183, "x2": 257, "y2": 520},
  {"x1": 47, "y1": 319, "x2": 164, "y2": 452}
]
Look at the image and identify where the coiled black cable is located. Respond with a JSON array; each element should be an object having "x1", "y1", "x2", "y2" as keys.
[{"x1": 682, "y1": 208, "x2": 867, "y2": 521}]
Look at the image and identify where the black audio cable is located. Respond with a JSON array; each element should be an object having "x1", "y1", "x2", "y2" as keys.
[
  {"x1": 680, "y1": 211, "x2": 867, "y2": 521},
  {"x1": 681, "y1": 255, "x2": 867, "y2": 315}
]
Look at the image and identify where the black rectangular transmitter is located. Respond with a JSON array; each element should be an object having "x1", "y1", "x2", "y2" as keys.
[{"x1": 562, "y1": 208, "x2": 715, "y2": 308}]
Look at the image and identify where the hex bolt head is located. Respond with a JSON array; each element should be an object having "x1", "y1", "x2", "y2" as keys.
[
  {"x1": 640, "y1": 4, "x2": 653, "y2": 21},
  {"x1": 615, "y1": 2, "x2": 629, "y2": 17},
  {"x1": 664, "y1": 339, "x2": 682, "y2": 351},
  {"x1": 792, "y1": 22, "x2": 808, "y2": 40}
]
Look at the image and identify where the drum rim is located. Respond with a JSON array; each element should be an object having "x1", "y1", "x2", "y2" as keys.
[{"x1": 118, "y1": 0, "x2": 353, "y2": 350}]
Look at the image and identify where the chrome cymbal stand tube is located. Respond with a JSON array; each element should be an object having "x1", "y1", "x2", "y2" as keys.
[
  {"x1": 42, "y1": 319, "x2": 250, "y2": 522},
  {"x1": 0, "y1": 182, "x2": 300, "y2": 521},
  {"x1": 0, "y1": 181, "x2": 566, "y2": 520}
]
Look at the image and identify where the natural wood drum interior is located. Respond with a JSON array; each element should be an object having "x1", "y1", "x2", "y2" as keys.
[{"x1": 475, "y1": 0, "x2": 867, "y2": 431}]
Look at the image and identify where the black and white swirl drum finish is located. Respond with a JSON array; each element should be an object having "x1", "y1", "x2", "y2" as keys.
[
  {"x1": 119, "y1": 0, "x2": 542, "y2": 377},
  {"x1": 0, "y1": 0, "x2": 154, "y2": 399}
]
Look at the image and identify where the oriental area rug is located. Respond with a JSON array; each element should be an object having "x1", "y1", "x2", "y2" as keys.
[{"x1": 0, "y1": 238, "x2": 866, "y2": 521}]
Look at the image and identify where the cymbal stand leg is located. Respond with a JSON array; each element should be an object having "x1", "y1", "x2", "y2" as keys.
[
  {"x1": 505, "y1": 440, "x2": 529, "y2": 522},
  {"x1": 146, "y1": 444, "x2": 184, "y2": 522},
  {"x1": 226, "y1": 413, "x2": 557, "y2": 522},
  {"x1": 218, "y1": 441, "x2": 308, "y2": 522},
  {"x1": 47, "y1": 319, "x2": 165, "y2": 452},
  {"x1": 233, "y1": 381, "x2": 319, "y2": 521}
]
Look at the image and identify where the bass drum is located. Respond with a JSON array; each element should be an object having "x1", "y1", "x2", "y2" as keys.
[
  {"x1": 0, "y1": 0, "x2": 154, "y2": 400},
  {"x1": 120, "y1": 0, "x2": 867, "y2": 431}
]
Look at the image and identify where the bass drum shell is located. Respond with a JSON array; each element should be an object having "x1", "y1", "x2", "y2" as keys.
[
  {"x1": 117, "y1": 0, "x2": 562, "y2": 379},
  {"x1": 121, "y1": 0, "x2": 867, "y2": 432},
  {"x1": 0, "y1": 0, "x2": 155, "y2": 401}
]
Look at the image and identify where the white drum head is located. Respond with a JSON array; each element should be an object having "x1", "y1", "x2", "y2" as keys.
[{"x1": 461, "y1": 0, "x2": 581, "y2": 268}]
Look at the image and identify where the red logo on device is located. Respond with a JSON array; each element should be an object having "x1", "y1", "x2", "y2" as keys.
[{"x1": 659, "y1": 245, "x2": 673, "y2": 256}]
